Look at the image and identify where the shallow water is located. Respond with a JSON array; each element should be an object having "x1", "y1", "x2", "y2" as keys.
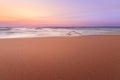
[{"x1": 0, "y1": 27, "x2": 120, "y2": 38}]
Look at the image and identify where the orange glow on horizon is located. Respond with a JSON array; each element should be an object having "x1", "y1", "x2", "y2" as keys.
[
  {"x1": 0, "y1": 3, "x2": 56, "y2": 25},
  {"x1": 0, "y1": 4, "x2": 85, "y2": 27}
]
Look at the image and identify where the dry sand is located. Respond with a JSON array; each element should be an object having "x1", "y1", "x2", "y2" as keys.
[{"x1": 0, "y1": 35, "x2": 120, "y2": 80}]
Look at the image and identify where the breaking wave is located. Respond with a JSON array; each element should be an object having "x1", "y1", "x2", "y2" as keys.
[{"x1": 0, "y1": 27, "x2": 120, "y2": 38}]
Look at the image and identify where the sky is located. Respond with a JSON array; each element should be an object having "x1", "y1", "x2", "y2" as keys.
[{"x1": 0, "y1": 0, "x2": 120, "y2": 27}]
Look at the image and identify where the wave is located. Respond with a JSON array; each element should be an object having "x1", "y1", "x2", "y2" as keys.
[{"x1": 0, "y1": 27, "x2": 120, "y2": 38}]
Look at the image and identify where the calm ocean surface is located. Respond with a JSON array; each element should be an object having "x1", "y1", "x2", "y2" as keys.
[{"x1": 0, "y1": 27, "x2": 120, "y2": 38}]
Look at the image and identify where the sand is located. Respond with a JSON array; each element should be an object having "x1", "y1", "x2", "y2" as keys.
[{"x1": 0, "y1": 35, "x2": 120, "y2": 80}]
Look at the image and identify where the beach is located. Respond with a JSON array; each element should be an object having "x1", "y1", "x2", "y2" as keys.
[{"x1": 0, "y1": 35, "x2": 120, "y2": 80}]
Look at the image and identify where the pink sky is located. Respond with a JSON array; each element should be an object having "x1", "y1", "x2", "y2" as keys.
[{"x1": 0, "y1": 0, "x2": 120, "y2": 27}]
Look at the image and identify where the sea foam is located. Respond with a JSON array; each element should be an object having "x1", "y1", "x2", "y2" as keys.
[{"x1": 0, "y1": 27, "x2": 120, "y2": 38}]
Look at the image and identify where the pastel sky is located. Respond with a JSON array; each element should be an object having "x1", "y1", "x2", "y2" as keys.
[{"x1": 0, "y1": 0, "x2": 120, "y2": 27}]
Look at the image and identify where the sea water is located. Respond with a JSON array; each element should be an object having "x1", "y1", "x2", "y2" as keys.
[{"x1": 0, "y1": 27, "x2": 120, "y2": 38}]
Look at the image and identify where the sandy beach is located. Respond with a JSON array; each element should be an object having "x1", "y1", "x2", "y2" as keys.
[{"x1": 0, "y1": 35, "x2": 120, "y2": 80}]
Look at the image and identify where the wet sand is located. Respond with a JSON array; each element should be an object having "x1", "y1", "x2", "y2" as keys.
[{"x1": 0, "y1": 35, "x2": 120, "y2": 80}]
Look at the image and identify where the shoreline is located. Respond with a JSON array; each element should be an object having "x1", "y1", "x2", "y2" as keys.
[{"x1": 0, "y1": 35, "x2": 120, "y2": 39}]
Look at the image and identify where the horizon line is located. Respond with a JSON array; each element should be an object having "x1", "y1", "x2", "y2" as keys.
[{"x1": 0, "y1": 26, "x2": 120, "y2": 28}]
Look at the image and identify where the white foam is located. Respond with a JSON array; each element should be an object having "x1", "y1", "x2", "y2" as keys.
[{"x1": 0, "y1": 28, "x2": 120, "y2": 38}]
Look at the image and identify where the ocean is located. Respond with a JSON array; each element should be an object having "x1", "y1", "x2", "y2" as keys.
[{"x1": 0, "y1": 27, "x2": 120, "y2": 38}]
